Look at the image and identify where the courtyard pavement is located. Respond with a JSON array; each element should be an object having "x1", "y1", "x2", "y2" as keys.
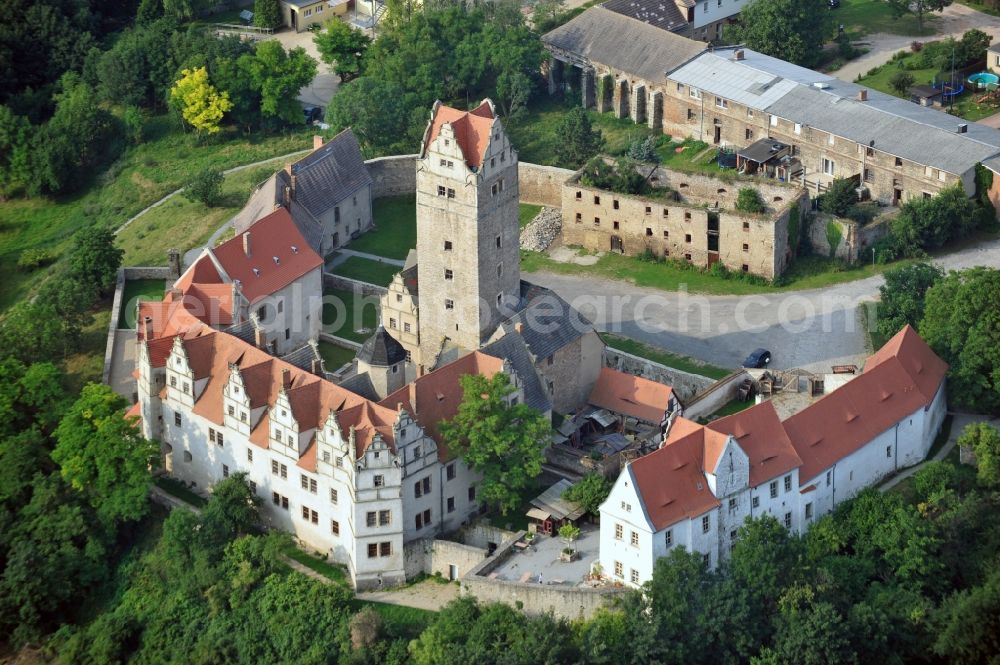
[
  {"x1": 490, "y1": 524, "x2": 600, "y2": 585},
  {"x1": 108, "y1": 330, "x2": 137, "y2": 401}
]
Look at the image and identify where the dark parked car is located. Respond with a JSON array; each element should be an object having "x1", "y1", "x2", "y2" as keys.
[
  {"x1": 743, "y1": 348, "x2": 772, "y2": 369},
  {"x1": 303, "y1": 105, "x2": 323, "y2": 124}
]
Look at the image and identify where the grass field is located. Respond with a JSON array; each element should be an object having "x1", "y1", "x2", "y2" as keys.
[
  {"x1": 0, "y1": 114, "x2": 313, "y2": 312},
  {"x1": 330, "y1": 256, "x2": 400, "y2": 287},
  {"x1": 117, "y1": 279, "x2": 167, "y2": 329},
  {"x1": 834, "y1": 0, "x2": 939, "y2": 38},
  {"x1": 602, "y1": 333, "x2": 731, "y2": 379},
  {"x1": 317, "y1": 340, "x2": 357, "y2": 371},
  {"x1": 64, "y1": 304, "x2": 112, "y2": 393},
  {"x1": 519, "y1": 203, "x2": 543, "y2": 228},
  {"x1": 347, "y1": 195, "x2": 418, "y2": 260},
  {"x1": 322, "y1": 287, "x2": 380, "y2": 343},
  {"x1": 521, "y1": 247, "x2": 913, "y2": 295},
  {"x1": 708, "y1": 399, "x2": 756, "y2": 419},
  {"x1": 347, "y1": 600, "x2": 435, "y2": 637},
  {"x1": 282, "y1": 543, "x2": 350, "y2": 586},
  {"x1": 117, "y1": 156, "x2": 298, "y2": 266},
  {"x1": 856, "y1": 50, "x2": 1000, "y2": 122},
  {"x1": 154, "y1": 476, "x2": 208, "y2": 507}
]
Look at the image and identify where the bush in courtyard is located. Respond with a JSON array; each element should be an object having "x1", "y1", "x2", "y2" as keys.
[
  {"x1": 818, "y1": 178, "x2": 858, "y2": 218},
  {"x1": 890, "y1": 70, "x2": 915, "y2": 95},
  {"x1": 736, "y1": 187, "x2": 766, "y2": 214},
  {"x1": 185, "y1": 168, "x2": 224, "y2": 207}
]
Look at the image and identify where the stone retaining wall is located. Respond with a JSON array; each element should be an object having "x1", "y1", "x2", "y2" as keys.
[
  {"x1": 518, "y1": 162, "x2": 575, "y2": 207},
  {"x1": 682, "y1": 370, "x2": 751, "y2": 421},
  {"x1": 603, "y1": 346, "x2": 717, "y2": 402},
  {"x1": 366, "y1": 155, "x2": 418, "y2": 199},
  {"x1": 104, "y1": 267, "x2": 175, "y2": 386},
  {"x1": 323, "y1": 273, "x2": 388, "y2": 297}
]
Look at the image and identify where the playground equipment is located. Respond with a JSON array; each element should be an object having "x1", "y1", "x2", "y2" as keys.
[{"x1": 968, "y1": 71, "x2": 1000, "y2": 91}]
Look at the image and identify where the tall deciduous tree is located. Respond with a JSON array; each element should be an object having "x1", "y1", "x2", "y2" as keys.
[
  {"x1": 555, "y1": 106, "x2": 605, "y2": 168},
  {"x1": 52, "y1": 384, "x2": 159, "y2": 525},
  {"x1": 725, "y1": 0, "x2": 832, "y2": 69},
  {"x1": 68, "y1": 226, "x2": 123, "y2": 297},
  {"x1": 325, "y1": 77, "x2": 423, "y2": 156},
  {"x1": 957, "y1": 421, "x2": 1000, "y2": 487},
  {"x1": 876, "y1": 262, "x2": 943, "y2": 340},
  {"x1": 561, "y1": 472, "x2": 612, "y2": 514},
  {"x1": 170, "y1": 66, "x2": 233, "y2": 135},
  {"x1": 439, "y1": 373, "x2": 549, "y2": 515},
  {"x1": 253, "y1": 0, "x2": 282, "y2": 29},
  {"x1": 921, "y1": 267, "x2": 1000, "y2": 413},
  {"x1": 242, "y1": 41, "x2": 317, "y2": 125},
  {"x1": 314, "y1": 20, "x2": 371, "y2": 83},
  {"x1": 882, "y1": 0, "x2": 952, "y2": 32}
]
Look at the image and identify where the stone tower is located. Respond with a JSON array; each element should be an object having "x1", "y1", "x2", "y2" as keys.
[
  {"x1": 356, "y1": 326, "x2": 407, "y2": 399},
  {"x1": 414, "y1": 100, "x2": 521, "y2": 367}
]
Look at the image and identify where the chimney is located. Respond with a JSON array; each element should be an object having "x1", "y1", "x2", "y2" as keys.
[
  {"x1": 857, "y1": 89, "x2": 868, "y2": 102},
  {"x1": 408, "y1": 381, "x2": 417, "y2": 415},
  {"x1": 255, "y1": 326, "x2": 266, "y2": 349},
  {"x1": 311, "y1": 357, "x2": 324, "y2": 376},
  {"x1": 313, "y1": 135, "x2": 324, "y2": 150},
  {"x1": 242, "y1": 232, "x2": 251, "y2": 257},
  {"x1": 281, "y1": 368, "x2": 291, "y2": 390},
  {"x1": 957, "y1": 123, "x2": 968, "y2": 134},
  {"x1": 167, "y1": 287, "x2": 182, "y2": 301},
  {"x1": 167, "y1": 248, "x2": 181, "y2": 279},
  {"x1": 143, "y1": 316, "x2": 153, "y2": 340},
  {"x1": 283, "y1": 186, "x2": 291, "y2": 207},
  {"x1": 514, "y1": 322, "x2": 524, "y2": 334},
  {"x1": 733, "y1": 49, "x2": 745, "y2": 61}
]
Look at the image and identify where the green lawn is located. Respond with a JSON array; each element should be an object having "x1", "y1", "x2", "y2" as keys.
[
  {"x1": 602, "y1": 333, "x2": 731, "y2": 379},
  {"x1": 154, "y1": 476, "x2": 208, "y2": 508},
  {"x1": 708, "y1": 399, "x2": 756, "y2": 419},
  {"x1": 282, "y1": 543, "x2": 350, "y2": 585},
  {"x1": 657, "y1": 138, "x2": 724, "y2": 175},
  {"x1": 956, "y1": 0, "x2": 1000, "y2": 16},
  {"x1": 510, "y1": 95, "x2": 660, "y2": 166},
  {"x1": 317, "y1": 340, "x2": 357, "y2": 371},
  {"x1": 834, "y1": 0, "x2": 939, "y2": 38},
  {"x1": 65, "y1": 303, "x2": 112, "y2": 393},
  {"x1": 857, "y1": 50, "x2": 1000, "y2": 122},
  {"x1": 117, "y1": 156, "x2": 300, "y2": 267},
  {"x1": 347, "y1": 600, "x2": 435, "y2": 637},
  {"x1": 346, "y1": 195, "x2": 418, "y2": 260},
  {"x1": 322, "y1": 287, "x2": 380, "y2": 343},
  {"x1": 521, "y1": 247, "x2": 914, "y2": 295},
  {"x1": 861, "y1": 301, "x2": 889, "y2": 353},
  {"x1": 0, "y1": 113, "x2": 313, "y2": 312},
  {"x1": 117, "y1": 279, "x2": 167, "y2": 329},
  {"x1": 330, "y1": 256, "x2": 400, "y2": 287},
  {"x1": 519, "y1": 203, "x2": 543, "y2": 228}
]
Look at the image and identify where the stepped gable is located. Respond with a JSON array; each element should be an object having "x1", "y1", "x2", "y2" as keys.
[
  {"x1": 630, "y1": 425, "x2": 720, "y2": 530},
  {"x1": 589, "y1": 366, "x2": 673, "y2": 424},
  {"x1": 212, "y1": 207, "x2": 323, "y2": 303},
  {"x1": 336, "y1": 400, "x2": 400, "y2": 460},
  {"x1": 423, "y1": 101, "x2": 495, "y2": 169},
  {"x1": 784, "y1": 325, "x2": 947, "y2": 484},
  {"x1": 381, "y1": 351, "x2": 505, "y2": 461},
  {"x1": 706, "y1": 400, "x2": 802, "y2": 487},
  {"x1": 359, "y1": 326, "x2": 407, "y2": 367}
]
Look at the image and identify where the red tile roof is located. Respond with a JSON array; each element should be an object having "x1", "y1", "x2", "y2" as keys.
[
  {"x1": 707, "y1": 400, "x2": 802, "y2": 487},
  {"x1": 784, "y1": 325, "x2": 947, "y2": 484},
  {"x1": 423, "y1": 101, "x2": 495, "y2": 168},
  {"x1": 589, "y1": 367, "x2": 673, "y2": 424},
  {"x1": 663, "y1": 416, "x2": 729, "y2": 473},
  {"x1": 380, "y1": 351, "x2": 505, "y2": 461},
  {"x1": 211, "y1": 208, "x2": 323, "y2": 303},
  {"x1": 175, "y1": 254, "x2": 223, "y2": 291},
  {"x1": 630, "y1": 431, "x2": 720, "y2": 531}
]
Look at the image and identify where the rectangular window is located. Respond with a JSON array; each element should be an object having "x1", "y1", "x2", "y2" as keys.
[
  {"x1": 228, "y1": 405, "x2": 235, "y2": 417},
  {"x1": 664, "y1": 529, "x2": 672, "y2": 546},
  {"x1": 770, "y1": 481, "x2": 778, "y2": 498},
  {"x1": 594, "y1": 217, "x2": 600, "y2": 226},
  {"x1": 389, "y1": 318, "x2": 397, "y2": 329},
  {"x1": 805, "y1": 503, "x2": 813, "y2": 520},
  {"x1": 437, "y1": 185, "x2": 446, "y2": 196},
  {"x1": 613, "y1": 199, "x2": 619, "y2": 210},
  {"x1": 784, "y1": 512, "x2": 792, "y2": 528},
  {"x1": 886, "y1": 445, "x2": 892, "y2": 458},
  {"x1": 575, "y1": 212, "x2": 582, "y2": 223},
  {"x1": 614, "y1": 523, "x2": 623, "y2": 540},
  {"x1": 422, "y1": 477, "x2": 431, "y2": 494},
  {"x1": 447, "y1": 497, "x2": 455, "y2": 513},
  {"x1": 302, "y1": 506, "x2": 311, "y2": 521},
  {"x1": 743, "y1": 243, "x2": 749, "y2": 253},
  {"x1": 784, "y1": 475, "x2": 792, "y2": 493},
  {"x1": 368, "y1": 543, "x2": 378, "y2": 558},
  {"x1": 614, "y1": 561, "x2": 623, "y2": 578},
  {"x1": 209, "y1": 428, "x2": 216, "y2": 443},
  {"x1": 331, "y1": 520, "x2": 340, "y2": 535},
  {"x1": 415, "y1": 513, "x2": 423, "y2": 529},
  {"x1": 271, "y1": 460, "x2": 279, "y2": 476},
  {"x1": 403, "y1": 322, "x2": 411, "y2": 333},
  {"x1": 380, "y1": 542, "x2": 391, "y2": 557},
  {"x1": 423, "y1": 508, "x2": 431, "y2": 525},
  {"x1": 895, "y1": 157, "x2": 903, "y2": 167},
  {"x1": 630, "y1": 569, "x2": 640, "y2": 584},
  {"x1": 447, "y1": 188, "x2": 455, "y2": 198},
  {"x1": 330, "y1": 488, "x2": 338, "y2": 504},
  {"x1": 301, "y1": 475, "x2": 309, "y2": 490},
  {"x1": 715, "y1": 97, "x2": 728, "y2": 109},
  {"x1": 379, "y1": 510, "x2": 391, "y2": 526},
  {"x1": 222, "y1": 464, "x2": 229, "y2": 478},
  {"x1": 374, "y1": 474, "x2": 384, "y2": 488},
  {"x1": 444, "y1": 269, "x2": 453, "y2": 280},
  {"x1": 770, "y1": 114, "x2": 778, "y2": 127},
  {"x1": 752, "y1": 496, "x2": 760, "y2": 508},
  {"x1": 170, "y1": 376, "x2": 177, "y2": 387},
  {"x1": 495, "y1": 235, "x2": 502, "y2": 248},
  {"x1": 414, "y1": 480, "x2": 422, "y2": 498},
  {"x1": 468, "y1": 486, "x2": 476, "y2": 502},
  {"x1": 702, "y1": 515, "x2": 710, "y2": 533},
  {"x1": 630, "y1": 531, "x2": 639, "y2": 547},
  {"x1": 794, "y1": 123, "x2": 802, "y2": 135},
  {"x1": 367, "y1": 511, "x2": 376, "y2": 527},
  {"x1": 745, "y1": 128, "x2": 753, "y2": 141},
  {"x1": 446, "y1": 464, "x2": 456, "y2": 480},
  {"x1": 280, "y1": 464, "x2": 287, "y2": 479},
  {"x1": 593, "y1": 195, "x2": 600, "y2": 204},
  {"x1": 728, "y1": 497, "x2": 737, "y2": 512},
  {"x1": 822, "y1": 158, "x2": 835, "y2": 176},
  {"x1": 690, "y1": 87, "x2": 701, "y2": 100},
  {"x1": 826, "y1": 470, "x2": 832, "y2": 486},
  {"x1": 444, "y1": 240, "x2": 452, "y2": 251},
  {"x1": 174, "y1": 412, "x2": 182, "y2": 427},
  {"x1": 272, "y1": 491, "x2": 280, "y2": 506}
]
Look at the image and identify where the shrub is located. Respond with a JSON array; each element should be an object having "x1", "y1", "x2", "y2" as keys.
[
  {"x1": 735, "y1": 187, "x2": 766, "y2": 214},
  {"x1": 17, "y1": 248, "x2": 58, "y2": 271},
  {"x1": 911, "y1": 41, "x2": 924, "y2": 52},
  {"x1": 890, "y1": 70, "x2": 915, "y2": 95},
  {"x1": 184, "y1": 168, "x2": 224, "y2": 207},
  {"x1": 818, "y1": 178, "x2": 857, "y2": 217}
]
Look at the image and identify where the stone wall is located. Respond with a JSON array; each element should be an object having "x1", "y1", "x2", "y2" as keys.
[
  {"x1": 104, "y1": 267, "x2": 175, "y2": 385},
  {"x1": 518, "y1": 162, "x2": 575, "y2": 207},
  {"x1": 123, "y1": 266, "x2": 175, "y2": 280},
  {"x1": 806, "y1": 213, "x2": 891, "y2": 263},
  {"x1": 603, "y1": 346, "x2": 717, "y2": 402},
  {"x1": 457, "y1": 523, "x2": 520, "y2": 550},
  {"x1": 322, "y1": 272, "x2": 389, "y2": 297},
  {"x1": 366, "y1": 155, "x2": 418, "y2": 199},
  {"x1": 682, "y1": 370, "x2": 751, "y2": 421}
]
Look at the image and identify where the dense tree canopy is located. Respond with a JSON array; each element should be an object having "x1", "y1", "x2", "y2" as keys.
[
  {"x1": 314, "y1": 19, "x2": 372, "y2": 83},
  {"x1": 440, "y1": 373, "x2": 549, "y2": 515},
  {"x1": 725, "y1": 0, "x2": 832, "y2": 69},
  {"x1": 876, "y1": 262, "x2": 943, "y2": 340}
]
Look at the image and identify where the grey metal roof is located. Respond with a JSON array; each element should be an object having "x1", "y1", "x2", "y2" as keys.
[
  {"x1": 677, "y1": 46, "x2": 1000, "y2": 175},
  {"x1": 357, "y1": 326, "x2": 407, "y2": 366},
  {"x1": 337, "y1": 372, "x2": 379, "y2": 401},
  {"x1": 225, "y1": 319, "x2": 258, "y2": 345},
  {"x1": 529, "y1": 479, "x2": 586, "y2": 521},
  {"x1": 231, "y1": 170, "x2": 326, "y2": 255},
  {"x1": 290, "y1": 129, "x2": 372, "y2": 219},
  {"x1": 482, "y1": 332, "x2": 551, "y2": 414},
  {"x1": 542, "y1": 6, "x2": 706, "y2": 82},
  {"x1": 982, "y1": 155, "x2": 1000, "y2": 174},
  {"x1": 503, "y1": 281, "x2": 590, "y2": 361},
  {"x1": 601, "y1": 0, "x2": 688, "y2": 33},
  {"x1": 280, "y1": 342, "x2": 323, "y2": 372}
]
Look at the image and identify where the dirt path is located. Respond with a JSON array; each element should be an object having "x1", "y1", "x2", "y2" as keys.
[{"x1": 833, "y1": 4, "x2": 1000, "y2": 82}]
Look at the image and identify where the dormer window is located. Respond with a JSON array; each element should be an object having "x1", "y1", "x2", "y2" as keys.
[
  {"x1": 252, "y1": 268, "x2": 261, "y2": 277},
  {"x1": 273, "y1": 256, "x2": 280, "y2": 264},
  {"x1": 291, "y1": 246, "x2": 298, "y2": 254}
]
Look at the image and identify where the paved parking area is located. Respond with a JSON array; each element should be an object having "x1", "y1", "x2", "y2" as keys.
[
  {"x1": 490, "y1": 524, "x2": 600, "y2": 585},
  {"x1": 268, "y1": 27, "x2": 340, "y2": 108}
]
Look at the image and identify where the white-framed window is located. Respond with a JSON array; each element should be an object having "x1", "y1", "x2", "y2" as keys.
[
  {"x1": 614, "y1": 561, "x2": 623, "y2": 577},
  {"x1": 784, "y1": 475, "x2": 792, "y2": 493},
  {"x1": 630, "y1": 569, "x2": 640, "y2": 584},
  {"x1": 747, "y1": 108, "x2": 754, "y2": 118},
  {"x1": 794, "y1": 123, "x2": 802, "y2": 135},
  {"x1": 615, "y1": 523, "x2": 623, "y2": 540},
  {"x1": 822, "y1": 158, "x2": 835, "y2": 176},
  {"x1": 828, "y1": 133, "x2": 835, "y2": 146},
  {"x1": 689, "y1": 87, "x2": 702, "y2": 100},
  {"x1": 805, "y1": 502, "x2": 813, "y2": 520},
  {"x1": 770, "y1": 480, "x2": 778, "y2": 498},
  {"x1": 664, "y1": 529, "x2": 672, "y2": 546},
  {"x1": 752, "y1": 496, "x2": 760, "y2": 508},
  {"x1": 701, "y1": 514, "x2": 710, "y2": 533},
  {"x1": 715, "y1": 97, "x2": 728, "y2": 109},
  {"x1": 630, "y1": 531, "x2": 639, "y2": 547},
  {"x1": 769, "y1": 114, "x2": 778, "y2": 127},
  {"x1": 784, "y1": 512, "x2": 792, "y2": 528}
]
